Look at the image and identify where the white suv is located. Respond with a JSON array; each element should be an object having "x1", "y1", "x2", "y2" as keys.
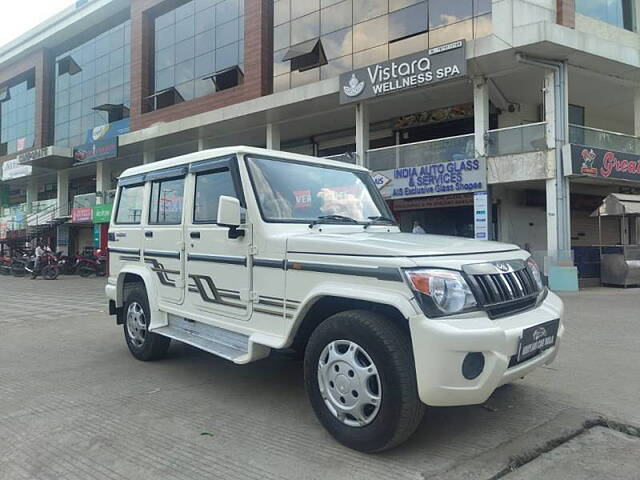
[{"x1": 106, "y1": 146, "x2": 564, "y2": 452}]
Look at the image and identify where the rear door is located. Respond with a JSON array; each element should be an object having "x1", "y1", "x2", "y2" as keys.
[
  {"x1": 184, "y1": 156, "x2": 252, "y2": 322},
  {"x1": 142, "y1": 166, "x2": 187, "y2": 305}
]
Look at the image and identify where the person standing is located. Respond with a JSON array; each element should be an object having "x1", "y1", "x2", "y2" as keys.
[
  {"x1": 412, "y1": 220, "x2": 426, "y2": 234},
  {"x1": 34, "y1": 243, "x2": 44, "y2": 272}
]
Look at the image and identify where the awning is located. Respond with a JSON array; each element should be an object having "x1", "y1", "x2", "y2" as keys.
[
  {"x1": 282, "y1": 39, "x2": 320, "y2": 61},
  {"x1": 16, "y1": 145, "x2": 74, "y2": 170},
  {"x1": 591, "y1": 193, "x2": 640, "y2": 217}
]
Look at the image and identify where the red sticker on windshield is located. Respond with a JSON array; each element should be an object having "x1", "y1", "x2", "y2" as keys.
[{"x1": 294, "y1": 190, "x2": 312, "y2": 208}]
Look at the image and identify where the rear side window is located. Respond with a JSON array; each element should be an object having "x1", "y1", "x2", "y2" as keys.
[
  {"x1": 115, "y1": 185, "x2": 144, "y2": 224},
  {"x1": 194, "y1": 169, "x2": 236, "y2": 223},
  {"x1": 149, "y1": 177, "x2": 185, "y2": 225}
]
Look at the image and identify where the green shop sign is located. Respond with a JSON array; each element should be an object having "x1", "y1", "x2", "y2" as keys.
[{"x1": 92, "y1": 203, "x2": 113, "y2": 224}]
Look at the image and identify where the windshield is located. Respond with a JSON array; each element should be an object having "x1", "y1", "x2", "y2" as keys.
[{"x1": 246, "y1": 156, "x2": 393, "y2": 223}]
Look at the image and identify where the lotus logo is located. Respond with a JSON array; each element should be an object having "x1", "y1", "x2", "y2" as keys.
[
  {"x1": 343, "y1": 73, "x2": 365, "y2": 98},
  {"x1": 532, "y1": 327, "x2": 547, "y2": 341}
]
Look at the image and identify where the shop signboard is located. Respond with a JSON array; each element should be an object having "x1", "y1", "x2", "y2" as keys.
[
  {"x1": 92, "y1": 203, "x2": 113, "y2": 224},
  {"x1": 73, "y1": 137, "x2": 118, "y2": 165},
  {"x1": 85, "y1": 118, "x2": 130, "y2": 143},
  {"x1": 339, "y1": 40, "x2": 466, "y2": 104},
  {"x1": 2, "y1": 158, "x2": 32, "y2": 181},
  {"x1": 569, "y1": 144, "x2": 640, "y2": 183},
  {"x1": 374, "y1": 158, "x2": 486, "y2": 200},
  {"x1": 94, "y1": 224, "x2": 101, "y2": 247},
  {"x1": 16, "y1": 147, "x2": 48, "y2": 165},
  {"x1": 71, "y1": 207, "x2": 93, "y2": 223},
  {"x1": 474, "y1": 191, "x2": 489, "y2": 240}
]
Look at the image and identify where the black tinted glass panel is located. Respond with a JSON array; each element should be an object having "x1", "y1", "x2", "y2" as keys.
[{"x1": 389, "y1": 2, "x2": 428, "y2": 41}]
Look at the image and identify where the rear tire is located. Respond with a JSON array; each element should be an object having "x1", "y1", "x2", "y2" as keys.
[
  {"x1": 304, "y1": 310, "x2": 425, "y2": 453},
  {"x1": 123, "y1": 283, "x2": 170, "y2": 361},
  {"x1": 78, "y1": 261, "x2": 95, "y2": 277},
  {"x1": 43, "y1": 265, "x2": 59, "y2": 280}
]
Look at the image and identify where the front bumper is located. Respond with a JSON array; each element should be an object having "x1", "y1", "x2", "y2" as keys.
[{"x1": 409, "y1": 291, "x2": 564, "y2": 407}]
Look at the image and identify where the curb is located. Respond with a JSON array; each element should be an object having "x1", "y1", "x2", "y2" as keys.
[{"x1": 424, "y1": 407, "x2": 639, "y2": 480}]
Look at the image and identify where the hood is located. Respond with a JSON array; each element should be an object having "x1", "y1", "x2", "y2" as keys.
[{"x1": 287, "y1": 231, "x2": 519, "y2": 257}]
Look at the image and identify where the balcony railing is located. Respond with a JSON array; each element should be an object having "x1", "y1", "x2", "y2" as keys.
[
  {"x1": 73, "y1": 193, "x2": 97, "y2": 209},
  {"x1": 366, "y1": 134, "x2": 475, "y2": 171},
  {"x1": 569, "y1": 125, "x2": 640, "y2": 154},
  {"x1": 486, "y1": 122, "x2": 547, "y2": 156}
]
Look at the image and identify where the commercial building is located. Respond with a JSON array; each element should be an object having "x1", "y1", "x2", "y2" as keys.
[{"x1": 1, "y1": 0, "x2": 640, "y2": 287}]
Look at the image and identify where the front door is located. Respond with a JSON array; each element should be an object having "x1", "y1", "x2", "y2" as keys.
[
  {"x1": 143, "y1": 171, "x2": 186, "y2": 305},
  {"x1": 184, "y1": 158, "x2": 251, "y2": 322}
]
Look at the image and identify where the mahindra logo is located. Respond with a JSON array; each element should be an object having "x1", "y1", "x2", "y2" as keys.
[
  {"x1": 495, "y1": 262, "x2": 511, "y2": 273},
  {"x1": 343, "y1": 73, "x2": 365, "y2": 97},
  {"x1": 532, "y1": 327, "x2": 547, "y2": 341}
]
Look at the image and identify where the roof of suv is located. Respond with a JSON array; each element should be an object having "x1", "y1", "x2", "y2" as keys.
[{"x1": 119, "y1": 146, "x2": 367, "y2": 179}]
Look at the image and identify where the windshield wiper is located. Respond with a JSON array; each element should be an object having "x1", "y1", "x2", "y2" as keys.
[
  {"x1": 309, "y1": 215, "x2": 359, "y2": 227},
  {"x1": 364, "y1": 215, "x2": 396, "y2": 228}
]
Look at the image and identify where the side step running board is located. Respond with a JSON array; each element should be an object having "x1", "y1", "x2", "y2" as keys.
[{"x1": 152, "y1": 315, "x2": 249, "y2": 362}]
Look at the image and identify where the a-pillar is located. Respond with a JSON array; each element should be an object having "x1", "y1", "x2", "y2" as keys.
[
  {"x1": 57, "y1": 169, "x2": 69, "y2": 216},
  {"x1": 26, "y1": 177, "x2": 38, "y2": 214},
  {"x1": 266, "y1": 123, "x2": 281, "y2": 150},
  {"x1": 96, "y1": 161, "x2": 112, "y2": 205},
  {"x1": 355, "y1": 102, "x2": 369, "y2": 167}
]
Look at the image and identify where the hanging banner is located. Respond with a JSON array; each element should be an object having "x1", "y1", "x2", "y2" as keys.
[
  {"x1": 85, "y1": 118, "x2": 130, "y2": 143},
  {"x1": 474, "y1": 191, "x2": 489, "y2": 240},
  {"x1": 374, "y1": 158, "x2": 486, "y2": 200},
  {"x1": 339, "y1": 41, "x2": 466, "y2": 104},
  {"x1": 569, "y1": 144, "x2": 640, "y2": 183}
]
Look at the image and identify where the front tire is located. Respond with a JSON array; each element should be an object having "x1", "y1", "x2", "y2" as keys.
[
  {"x1": 123, "y1": 284, "x2": 170, "y2": 361},
  {"x1": 304, "y1": 310, "x2": 425, "y2": 452}
]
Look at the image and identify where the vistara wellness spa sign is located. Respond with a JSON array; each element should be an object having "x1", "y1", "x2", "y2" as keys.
[{"x1": 339, "y1": 40, "x2": 466, "y2": 104}]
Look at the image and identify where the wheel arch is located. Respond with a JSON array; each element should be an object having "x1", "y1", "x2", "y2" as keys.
[{"x1": 287, "y1": 286, "x2": 417, "y2": 352}]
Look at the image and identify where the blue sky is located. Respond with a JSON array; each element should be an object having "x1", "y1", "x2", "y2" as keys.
[{"x1": 0, "y1": 0, "x2": 75, "y2": 49}]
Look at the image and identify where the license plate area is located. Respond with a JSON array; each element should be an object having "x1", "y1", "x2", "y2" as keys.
[{"x1": 516, "y1": 319, "x2": 560, "y2": 362}]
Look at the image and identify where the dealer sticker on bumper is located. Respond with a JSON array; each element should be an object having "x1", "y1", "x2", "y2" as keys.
[{"x1": 517, "y1": 319, "x2": 560, "y2": 362}]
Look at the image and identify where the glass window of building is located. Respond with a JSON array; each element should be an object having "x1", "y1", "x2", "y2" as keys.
[
  {"x1": 54, "y1": 20, "x2": 131, "y2": 149},
  {"x1": 151, "y1": 0, "x2": 245, "y2": 110},
  {"x1": 0, "y1": 71, "x2": 36, "y2": 156},
  {"x1": 272, "y1": 0, "x2": 492, "y2": 92},
  {"x1": 576, "y1": 0, "x2": 634, "y2": 30}
]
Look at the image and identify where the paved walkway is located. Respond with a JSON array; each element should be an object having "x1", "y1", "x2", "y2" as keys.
[{"x1": 0, "y1": 277, "x2": 638, "y2": 479}]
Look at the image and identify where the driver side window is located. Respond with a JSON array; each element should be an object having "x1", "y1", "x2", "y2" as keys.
[{"x1": 193, "y1": 168, "x2": 240, "y2": 223}]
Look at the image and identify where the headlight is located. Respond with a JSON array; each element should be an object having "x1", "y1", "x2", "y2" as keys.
[
  {"x1": 404, "y1": 269, "x2": 477, "y2": 316},
  {"x1": 526, "y1": 257, "x2": 544, "y2": 290}
]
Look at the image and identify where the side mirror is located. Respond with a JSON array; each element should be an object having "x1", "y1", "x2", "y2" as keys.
[{"x1": 217, "y1": 195, "x2": 244, "y2": 239}]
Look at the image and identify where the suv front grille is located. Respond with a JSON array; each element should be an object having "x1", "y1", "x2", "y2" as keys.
[{"x1": 465, "y1": 263, "x2": 542, "y2": 319}]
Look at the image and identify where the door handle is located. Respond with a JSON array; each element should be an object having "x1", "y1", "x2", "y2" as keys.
[
  {"x1": 190, "y1": 232, "x2": 201, "y2": 239},
  {"x1": 145, "y1": 231, "x2": 153, "y2": 238}
]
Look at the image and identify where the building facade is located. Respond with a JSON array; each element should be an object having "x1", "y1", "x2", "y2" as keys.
[{"x1": 1, "y1": 0, "x2": 640, "y2": 286}]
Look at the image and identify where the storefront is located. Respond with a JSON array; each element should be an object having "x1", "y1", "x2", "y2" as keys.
[
  {"x1": 372, "y1": 158, "x2": 489, "y2": 238},
  {"x1": 92, "y1": 203, "x2": 112, "y2": 252}
]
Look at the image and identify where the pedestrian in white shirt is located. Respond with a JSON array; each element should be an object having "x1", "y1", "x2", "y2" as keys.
[{"x1": 412, "y1": 221, "x2": 426, "y2": 234}]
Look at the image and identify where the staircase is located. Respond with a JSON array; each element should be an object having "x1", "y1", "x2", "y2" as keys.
[{"x1": 1, "y1": 202, "x2": 71, "y2": 254}]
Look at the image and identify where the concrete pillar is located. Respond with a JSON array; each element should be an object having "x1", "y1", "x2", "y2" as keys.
[
  {"x1": 57, "y1": 170, "x2": 69, "y2": 216},
  {"x1": 26, "y1": 177, "x2": 38, "y2": 213},
  {"x1": 544, "y1": 70, "x2": 559, "y2": 256},
  {"x1": 633, "y1": 88, "x2": 640, "y2": 137},
  {"x1": 473, "y1": 76, "x2": 490, "y2": 157},
  {"x1": 355, "y1": 102, "x2": 369, "y2": 167},
  {"x1": 96, "y1": 161, "x2": 112, "y2": 205},
  {"x1": 266, "y1": 123, "x2": 281, "y2": 150},
  {"x1": 143, "y1": 142, "x2": 155, "y2": 164}
]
